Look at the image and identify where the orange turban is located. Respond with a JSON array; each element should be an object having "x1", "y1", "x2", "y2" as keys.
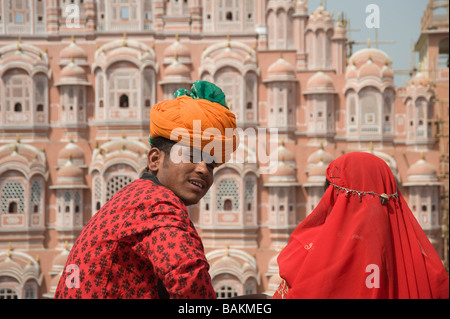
[{"x1": 149, "y1": 81, "x2": 238, "y2": 165}]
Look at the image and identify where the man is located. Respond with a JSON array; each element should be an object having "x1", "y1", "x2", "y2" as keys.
[{"x1": 55, "y1": 81, "x2": 238, "y2": 299}]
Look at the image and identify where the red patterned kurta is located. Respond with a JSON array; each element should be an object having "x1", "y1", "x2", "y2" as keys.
[{"x1": 55, "y1": 173, "x2": 216, "y2": 299}]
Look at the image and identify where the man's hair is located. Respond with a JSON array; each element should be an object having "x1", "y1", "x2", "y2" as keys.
[
  {"x1": 146, "y1": 137, "x2": 177, "y2": 174},
  {"x1": 151, "y1": 136, "x2": 177, "y2": 154}
]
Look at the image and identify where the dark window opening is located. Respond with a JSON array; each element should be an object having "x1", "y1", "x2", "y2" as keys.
[
  {"x1": 8, "y1": 202, "x2": 18, "y2": 213},
  {"x1": 224, "y1": 199, "x2": 232, "y2": 211},
  {"x1": 119, "y1": 94, "x2": 129, "y2": 108}
]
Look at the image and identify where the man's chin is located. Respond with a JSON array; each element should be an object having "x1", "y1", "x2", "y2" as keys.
[{"x1": 181, "y1": 196, "x2": 201, "y2": 207}]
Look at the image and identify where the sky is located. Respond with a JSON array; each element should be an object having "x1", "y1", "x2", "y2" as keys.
[{"x1": 307, "y1": 0, "x2": 430, "y2": 87}]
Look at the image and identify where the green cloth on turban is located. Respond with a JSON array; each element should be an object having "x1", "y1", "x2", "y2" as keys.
[{"x1": 174, "y1": 80, "x2": 229, "y2": 109}]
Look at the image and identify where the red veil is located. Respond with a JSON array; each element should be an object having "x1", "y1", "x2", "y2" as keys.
[{"x1": 275, "y1": 152, "x2": 449, "y2": 299}]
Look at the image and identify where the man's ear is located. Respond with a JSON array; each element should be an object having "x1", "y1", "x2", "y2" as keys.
[{"x1": 147, "y1": 148, "x2": 164, "y2": 174}]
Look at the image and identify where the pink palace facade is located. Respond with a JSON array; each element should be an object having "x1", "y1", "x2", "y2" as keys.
[{"x1": 0, "y1": 0, "x2": 448, "y2": 298}]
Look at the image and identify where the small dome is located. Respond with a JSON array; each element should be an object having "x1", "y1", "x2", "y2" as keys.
[
  {"x1": 308, "y1": 161, "x2": 327, "y2": 177},
  {"x1": 57, "y1": 62, "x2": 90, "y2": 86},
  {"x1": 0, "y1": 255, "x2": 21, "y2": 270},
  {"x1": 52, "y1": 249, "x2": 70, "y2": 270},
  {"x1": 57, "y1": 160, "x2": 84, "y2": 179},
  {"x1": 407, "y1": 72, "x2": 429, "y2": 88},
  {"x1": 60, "y1": 40, "x2": 87, "y2": 63},
  {"x1": 407, "y1": 156, "x2": 437, "y2": 180},
  {"x1": 345, "y1": 64, "x2": 358, "y2": 79},
  {"x1": 23, "y1": 260, "x2": 39, "y2": 274},
  {"x1": 350, "y1": 48, "x2": 390, "y2": 68},
  {"x1": 163, "y1": 39, "x2": 191, "y2": 61},
  {"x1": 268, "y1": 58, "x2": 296, "y2": 76},
  {"x1": 243, "y1": 260, "x2": 253, "y2": 273},
  {"x1": 346, "y1": 49, "x2": 394, "y2": 88},
  {"x1": 57, "y1": 142, "x2": 85, "y2": 168},
  {"x1": 272, "y1": 161, "x2": 296, "y2": 177},
  {"x1": 307, "y1": 146, "x2": 334, "y2": 165},
  {"x1": 381, "y1": 64, "x2": 394, "y2": 79},
  {"x1": 58, "y1": 142, "x2": 84, "y2": 161},
  {"x1": 275, "y1": 143, "x2": 295, "y2": 163},
  {"x1": 265, "y1": 58, "x2": 297, "y2": 83},
  {"x1": 61, "y1": 62, "x2": 86, "y2": 78},
  {"x1": 164, "y1": 60, "x2": 191, "y2": 78},
  {"x1": 52, "y1": 253, "x2": 69, "y2": 271},
  {"x1": 308, "y1": 5, "x2": 333, "y2": 26},
  {"x1": 305, "y1": 71, "x2": 336, "y2": 93},
  {"x1": 359, "y1": 59, "x2": 381, "y2": 78}
]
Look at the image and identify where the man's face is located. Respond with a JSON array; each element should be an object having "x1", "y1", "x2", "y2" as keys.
[{"x1": 152, "y1": 144, "x2": 216, "y2": 206}]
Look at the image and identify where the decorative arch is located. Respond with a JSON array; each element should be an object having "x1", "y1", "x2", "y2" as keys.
[
  {"x1": 92, "y1": 38, "x2": 157, "y2": 73},
  {"x1": 206, "y1": 247, "x2": 260, "y2": 297},
  {"x1": 0, "y1": 250, "x2": 41, "y2": 299},
  {"x1": 0, "y1": 42, "x2": 50, "y2": 78},
  {"x1": 0, "y1": 142, "x2": 47, "y2": 230},
  {"x1": 0, "y1": 43, "x2": 50, "y2": 127},
  {"x1": 89, "y1": 139, "x2": 148, "y2": 209},
  {"x1": 200, "y1": 40, "x2": 259, "y2": 126},
  {"x1": 92, "y1": 39, "x2": 157, "y2": 122}
]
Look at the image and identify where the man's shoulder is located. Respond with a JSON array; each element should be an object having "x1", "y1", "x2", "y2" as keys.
[{"x1": 137, "y1": 175, "x2": 186, "y2": 210}]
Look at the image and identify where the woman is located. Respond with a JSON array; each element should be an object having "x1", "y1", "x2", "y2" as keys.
[{"x1": 274, "y1": 152, "x2": 449, "y2": 299}]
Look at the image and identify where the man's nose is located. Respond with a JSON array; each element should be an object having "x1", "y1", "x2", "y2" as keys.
[{"x1": 195, "y1": 161, "x2": 209, "y2": 174}]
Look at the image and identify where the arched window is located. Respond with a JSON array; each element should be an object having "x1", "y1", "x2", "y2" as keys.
[
  {"x1": 34, "y1": 74, "x2": 47, "y2": 119},
  {"x1": 143, "y1": 68, "x2": 155, "y2": 111},
  {"x1": 216, "y1": 179, "x2": 240, "y2": 211},
  {"x1": 224, "y1": 199, "x2": 232, "y2": 211},
  {"x1": 8, "y1": 202, "x2": 18, "y2": 213},
  {"x1": 1, "y1": 182, "x2": 25, "y2": 213},
  {"x1": 106, "y1": 65, "x2": 140, "y2": 116},
  {"x1": 215, "y1": 67, "x2": 242, "y2": 121},
  {"x1": 96, "y1": 72, "x2": 105, "y2": 108},
  {"x1": 359, "y1": 87, "x2": 380, "y2": 134},
  {"x1": 106, "y1": 175, "x2": 133, "y2": 202},
  {"x1": 31, "y1": 181, "x2": 42, "y2": 214},
  {"x1": 119, "y1": 94, "x2": 129, "y2": 108},
  {"x1": 4, "y1": 72, "x2": 31, "y2": 119},
  {"x1": 23, "y1": 282, "x2": 37, "y2": 299}
]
